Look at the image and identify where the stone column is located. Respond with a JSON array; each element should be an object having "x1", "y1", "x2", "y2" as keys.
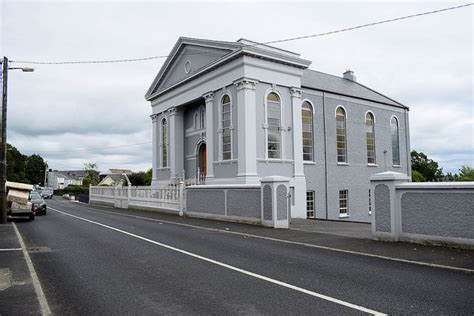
[
  {"x1": 150, "y1": 114, "x2": 159, "y2": 186},
  {"x1": 233, "y1": 78, "x2": 259, "y2": 184},
  {"x1": 261, "y1": 176, "x2": 291, "y2": 228},
  {"x1": 203, "y1": 92, "x2": 215, "y2": 180},
  {"x1": 289, "y1": 87, "x2": 307, "y2": 218},
  {"x1": 370, "y1": 171, "x2": 409, "y2": 241},
  {"x1": 168, "y1": 107, "x2": 184, "y2": 180}
]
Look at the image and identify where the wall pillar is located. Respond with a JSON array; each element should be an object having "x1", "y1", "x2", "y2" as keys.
[
  {"x1": 168, "y1": 107, "x2": 184, "y2": 180},
  {"x1": 290, "y1": 87, "x2": 307, "y2": 218},
  {"x1": 370, "y1": 171, "x2": 409, "y2": 241},
  {"x1": 234, "y1": 78, "x2": 259, "y2": 184},
  {"x1": 203, "y1": 92, "x2": 215, "y2": 180},
  {"x1": 151, "y1": 114, "x2": 159, "y2": 187},
  {"x1": 261, "y1": 176, "x2": 291, "y2": 228}
]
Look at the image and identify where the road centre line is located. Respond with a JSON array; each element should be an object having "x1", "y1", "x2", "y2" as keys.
[
  {"x1": 49, "y1": 206, "x2": 386, "y2": 315},
  {"x1": 13, "y1": 223, "x2": 52, "y2": 316},
  {"x1": 58, "y1": 202, "x2": 474, "y2": 274}
]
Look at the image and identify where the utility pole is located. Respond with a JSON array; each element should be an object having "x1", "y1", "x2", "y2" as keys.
[
  {"x1": 0, "y1": 57, "x2": 34, "y2": 224},
  {"x1": 1, "y1": 57, "x2": 9, "y2": 224}
]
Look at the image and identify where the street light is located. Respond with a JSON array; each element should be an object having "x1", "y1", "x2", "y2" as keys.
[{"x1": 1, "y1": 56, "x2": 34, "y2": 224}]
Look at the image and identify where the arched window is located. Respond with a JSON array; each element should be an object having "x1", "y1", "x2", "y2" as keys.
[
  {"x1": 200, "y1": 106, "x2": 206, "y2": 129},
  {"x1": 221, "y1": 94, "x2": 232, "y2": 160},
  {"x1": 194, "y1": 113, "x2": 199, "y2": 130},
  {"x1": 302, "y1": 101, "x2": 313, "y2": 161},
  {"x1": 266, "y1": 92, "x2": 281, "y2": 159},
  {"x1": 336, "y1": 107, "x2": 347, "y2": 163},
  {"x1": 391, "y1": 116, "x2": 400, "y2": 165},
  {"x1": 161, "y1": 118, "x2": 168, "y2": 168},
  {"x1": 365, "y1": 112, "x2": 376, "y2": 164}
]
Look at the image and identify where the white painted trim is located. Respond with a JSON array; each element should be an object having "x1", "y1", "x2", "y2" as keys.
[
  {"x1": 390, "y1": 115, "x2": 400, "y2": 166},
  {"x1": 334, "y1": 105, "x2": 348, "y2": 118},
  {"x1": 301, "y1": 99, "x2": 315, "y2": 114},
  {"x1": 301, "y1": 99, "x2": 315, "y2": 162},
  {"x1": 365, "y1": 110, "x2": 376, "y2": 124}
]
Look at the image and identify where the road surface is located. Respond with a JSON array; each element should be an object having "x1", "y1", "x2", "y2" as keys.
[{"x1": 12, "y1": 198, "x2": 474, "y2": 315}]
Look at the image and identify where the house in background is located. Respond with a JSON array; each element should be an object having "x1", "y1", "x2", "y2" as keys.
[
  {"x1": 98, "y1": 174, "x2": 128, "y2": 186},
  {"x1": 98, "y1": 169, "x2": 132, "y2": 186},
  {"x1": 47, "y1": 170, "x2": 84, "y2": 190},
  {"x1": 145, "y1": 37, "x2": 410, "y2": 223}
]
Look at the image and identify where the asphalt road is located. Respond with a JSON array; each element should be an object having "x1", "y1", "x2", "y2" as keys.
[{"x1": 13, "y1": 198, "x2": 474, "y2": 315}]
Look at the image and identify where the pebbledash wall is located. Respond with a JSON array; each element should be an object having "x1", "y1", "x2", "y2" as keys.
[{"x1": 370, "y1": 172, "x2": 474, "y2": 248}]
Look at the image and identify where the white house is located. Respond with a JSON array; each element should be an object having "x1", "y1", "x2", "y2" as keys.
[{"x1": 145, "y1": 37, "x2": 410, "y2": 223}]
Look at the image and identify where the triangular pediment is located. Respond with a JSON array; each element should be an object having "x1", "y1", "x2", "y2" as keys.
[{"x1": 145, "y1": 38, "x2": 241, "y2": 100}]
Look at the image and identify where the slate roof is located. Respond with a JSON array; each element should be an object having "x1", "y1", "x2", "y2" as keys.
[{"x1": 302, "y1": 69, "x2": 407, "y2": 108}]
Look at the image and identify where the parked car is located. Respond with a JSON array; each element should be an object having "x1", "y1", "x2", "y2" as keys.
[
  {"x1": 40, "y1": 188, "x2": 53, "y2": 199},
  {"x1": 6, "y1": 182, "x2": 35, "y2": 220},
  {"x1": 30, "y1": 191, "x2": 47, "y2": 215}
]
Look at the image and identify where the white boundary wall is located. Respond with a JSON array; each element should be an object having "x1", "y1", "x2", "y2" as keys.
[{"x1": 90, "y1": 185, "x2": 183, "y2": 214}]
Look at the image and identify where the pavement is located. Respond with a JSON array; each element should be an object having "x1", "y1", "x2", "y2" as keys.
[
  {"x1": 1, "y1": 197, "x2": 473, "y2": 315},
  {"x1": 0, "y1": 223, "x2": 42, "y2": 315}
]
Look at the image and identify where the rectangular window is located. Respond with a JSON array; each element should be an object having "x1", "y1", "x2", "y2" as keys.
[
  {"x1": 339, "y1": 190, "x2": 348, "y2": 215},
  {"x1": 306, "y1": 191, "x2": 315, "y2": 218}
]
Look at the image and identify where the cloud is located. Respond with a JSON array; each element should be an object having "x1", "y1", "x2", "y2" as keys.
[{"x1": 3, "y1": 1, "x2": 472, "y2": 175}]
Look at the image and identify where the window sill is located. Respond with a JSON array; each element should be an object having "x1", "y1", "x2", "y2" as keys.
[
  {"x1": 337, "y1": 162, "x2": 349, "y2": 166},
  {"x1": 367, "y1": 164, "x2": 378, "y2": 167},
  {"x1": 258, "y1": 159, "x2": 294, "y2": 164},
  {"x1": 304, "y1": 161, "x2": 316, "y2": 165},
  {"x1": 339, "y1": 214, "x2": 350, "y2": 218},
  {"x1": 157, "y1": 167, "x2": 170, "y2": 171},
  {"x1": 213, "y1": 159, "x2": 237, "y2": 165},
  {"x1": 393, "y1": 165, "x2": 402, "y2": 168}
]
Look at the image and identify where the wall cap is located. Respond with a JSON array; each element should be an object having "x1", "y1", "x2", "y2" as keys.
[
  {"x1": 260, "y1": 176, "x2": 291, "y2": 183},
  {"x1": 186, "y1": 184, "x2": 260, "y2": 189},
  {"x1": 396, "y1": 182, "x2": 474, "y2": 190},
  {"x1": 370, "y1": 171, "x2": 409, "y2": 181}
]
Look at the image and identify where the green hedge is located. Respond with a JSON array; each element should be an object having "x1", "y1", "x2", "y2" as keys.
[{"x1": 63, "y1": 185, "x2": 89, "y2": 196}]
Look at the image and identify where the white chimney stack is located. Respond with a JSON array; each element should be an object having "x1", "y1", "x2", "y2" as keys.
[{"x1": 343, "y1": 69, "x2": 356, "y2": 82}]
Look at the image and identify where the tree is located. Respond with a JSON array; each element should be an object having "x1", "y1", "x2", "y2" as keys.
[
  {"x1": 24, "y1": 154, "x2": 47, "y2": 185},
  {"x1": 411, "y1": 170, "x2": 425, "y2": 182},
  {"x1": 83, "y1": 162, "x2": 100, "y2": 186},
  {"x1": 127, "y1": 169, "x2": 152, "y2": 186},
  {"x1": 144, "y1": 168, "x2": 152, "y2": 185},
  {"x1": 6, "y1": 144, "x2": 27, "y2": 182},
  {"x1": 128, "y1": 172, "x2": 147, "y2": 186},
  {"x1": 411, "y1": 150, "x2": 443, "y2": 182},
  {"x1": 458, "y1": 166, "x2": 474, "y2": 181}
]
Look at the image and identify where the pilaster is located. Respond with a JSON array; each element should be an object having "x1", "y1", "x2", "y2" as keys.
[
  {"x1": 203, "y1": 92, "x2": 215, "y2": 179},
  {"x1": 150, "y1": 114, "x2": 159, "y2": 186},
  {"x1": 290, "y1": 87, "x2": 307, "y2": 218},
  {"x1": 168, "y1": 107, "x2": 183, "y2": 180},
  {"x1": 233, "y1": 77, "x2": 259, "y2": 184}
]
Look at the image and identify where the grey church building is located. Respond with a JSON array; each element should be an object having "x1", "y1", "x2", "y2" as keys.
[{"x1": 145, "y1": 37, "x2": 410, "y2": 223}]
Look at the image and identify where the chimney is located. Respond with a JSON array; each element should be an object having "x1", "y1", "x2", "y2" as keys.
[{"x1": 343, "y1": 69, "x2": 356, "y2": 82}]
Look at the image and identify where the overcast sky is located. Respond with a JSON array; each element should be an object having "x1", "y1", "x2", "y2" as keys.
[{"x1": 1, "y1": 0, "x2": 472, "y2": 174}]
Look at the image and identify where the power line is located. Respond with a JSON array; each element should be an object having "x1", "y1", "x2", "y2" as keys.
[
  {"x1": 23, "y1": 141, "x2": 151, "y2": 154},
  {"x1": 10, "y1": 3, "x2": 472, "y2": 65}
]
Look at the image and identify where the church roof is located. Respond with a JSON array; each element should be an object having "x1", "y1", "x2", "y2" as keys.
[{"x1": 302, "y1": 69, "x2": 407, "y2": 108}]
